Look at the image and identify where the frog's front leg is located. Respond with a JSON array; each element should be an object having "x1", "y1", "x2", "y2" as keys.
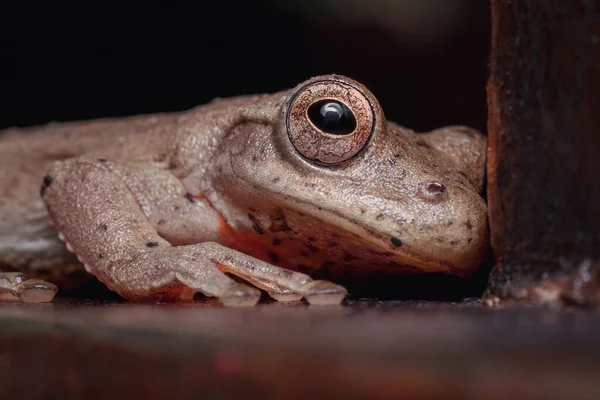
[
  {"x1": 41, "y1": 157, "x2": 346, "y2": 306},
  {"x1": 0, "y1": 272, "x2": 58, "y2": 303},
  {"x1": 41, "y1": 157, "x2": 261, "y2": 305}
]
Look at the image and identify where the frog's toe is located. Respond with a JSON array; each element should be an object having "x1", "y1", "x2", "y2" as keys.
[
  {"x1": 268, "y1": 290, "x2": 304, "y2": 302},
  {"x1": 0, "y1": 273, "x2": 58, "y2": 303},
  {"x1": 13, "y1": 279, "x2": 58, "y2": 303},
  {"x1": 219, "y1": 283, "x2": 262, "y2": 307},
  {"x1": 301, "y1": 280, "x2": 348, "y2": 305},
  {"x1": 245, "y1": 277, "x2": 304, "y2": 302}
]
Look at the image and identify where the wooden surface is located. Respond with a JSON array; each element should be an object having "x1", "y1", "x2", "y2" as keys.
[
  {"x1": 1, "y1": 299, "x2": 600, "y2": 399},
  {"x1": 486, "y1": 1, "x2": 600, "y2": 305}
]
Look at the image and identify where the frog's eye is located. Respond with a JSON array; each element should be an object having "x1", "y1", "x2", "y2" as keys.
[
  {"x1": 286, "y1": 80, "x2": 374, "y2": 165},
  {"x1": 307, "y1": 100, "x2": 357, "y2": 135}
]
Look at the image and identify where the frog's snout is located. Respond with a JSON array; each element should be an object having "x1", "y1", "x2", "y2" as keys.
[
  {"x1": 403, "y1": 189, "x2": 488, "y2": 274},
  {"x1": 367, "y1": 184, "x2": 488, "y2": 275}
]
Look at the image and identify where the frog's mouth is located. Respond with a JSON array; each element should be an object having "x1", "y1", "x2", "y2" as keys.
[
  {"x1": 219, "y1": 157, "x2": 486, "y2": 276},
  {"x1": 309, "y1": 207, "x2": 458, "y2": 274},
  {"x1": 274, "y1": 200, "x2": 472, "y2": 277}
]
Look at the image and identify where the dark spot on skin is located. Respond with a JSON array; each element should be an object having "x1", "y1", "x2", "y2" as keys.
[
  {"x1": 360, "y1": 208, "x2": 366, "y2": 214},
  {"x1": 185, "y1": 193, "x2": 195, "y2": 203},
  {"x1": 447, "y1": 221, "x2": 454, "y2": 226},
  {"x1": 465, "y1": 220, "x2": 473, "y2": 230},
  {"x1": 391, "y1": 237, "x2": 403, "y2": 247},
  {"x1": 272, "y1": 177, "x2": 280, "y2": 183},
  {"x1": 272, "y1": 238, "x2": 281, "y2": 246},
  {"x1": 376, "y1": 214, "x2": 385, "y2": 221},
  {"x1": 40, "y1": 175, "x2": 53, "y2": 196},
  {"x1": 154, "y1": 153, "x2": 168, "y2": 163},
  {"x1": 97, "y1": 158, "x2": 107, "y2": 162},
  {"x1": 393, "y1": 153, "x2": 401, "y2": 158},
  {"x1": 146, "y1": 242, "x2": 159, "y2": 248},
  {"x1": 450, "y1": 240, "x2": 459, "y2": 245},
  {"x1": 98, "y1": 253, "x2": 104, "y2": 259},
  {"x1": 174, "y1": 206, "x2": 180, "y2": 211},
  {"x1": 307, "y1": 236, "x2": 317, "y2": 242},
  {"x1": 300, "y1": 250, "x2": 308, "y2": 257},
  {"x1": 252, "y1": 155, "x2": 258, "y2": 162},
  {"x1": 268, "y1": 251, "x2": 280, "y2": 264},
  {"x1": 269, "y1": 211, "x2": 292, "y2": 233},
  {"x1": 322, "y1": 260, "x2": 336, "y2": 269},
  {"x1": 467, "y1": 238, "x2": 473, "y2": 243},
  {"x1": 167, "y1": 161, "x2": 177, "y2": 170},
  {"x1": 248, "y1": 214, "x2": 264, "y2": 234},
  {"x1": 306, "y1": 243, "x2": 319, "y2": 253},
  {"x1": 98, "y1": 224, "x2": 108, "y2": 231},
  {"x1": 158, "y1": 219, "x2": 166, "y2": 225}
]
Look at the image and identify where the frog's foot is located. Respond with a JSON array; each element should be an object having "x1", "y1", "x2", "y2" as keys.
[
  {"x1": 0, "y1": 272, "x2": 58, "y2": 303},
  {"x1": 105, "y1": 243, "x2": 346, "y2": 307},
  {"x1": 199, "y1": 242, "x2": 348, "y2": 305}
]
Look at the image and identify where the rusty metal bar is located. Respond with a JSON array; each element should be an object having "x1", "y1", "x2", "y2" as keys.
[{"x1": 486, "y1": 0, "x2": 600, "y2": 305}]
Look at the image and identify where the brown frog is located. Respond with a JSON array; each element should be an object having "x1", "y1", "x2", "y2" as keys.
[{"x1": 0, "y1": 75, "x2": 488, "y2": 305}]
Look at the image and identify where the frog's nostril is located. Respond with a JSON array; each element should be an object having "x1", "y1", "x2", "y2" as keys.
[
  {"x1": 418, "y1": 181, "x2": 447, "y2": 203},
  {"x1": 426, "y1": 182, "x2": 446, "y2": 194}
]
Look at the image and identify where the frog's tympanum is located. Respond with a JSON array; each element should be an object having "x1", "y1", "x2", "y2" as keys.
[{"x1": 0, "y1": 75, "x2": 488, "y2": 305}]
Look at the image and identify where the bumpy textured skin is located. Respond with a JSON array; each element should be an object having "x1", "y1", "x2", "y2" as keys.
[{"x1": 0, "y1": 75, "x2": 488, "y2": 305}]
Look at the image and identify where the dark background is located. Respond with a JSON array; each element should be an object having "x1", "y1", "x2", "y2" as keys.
[{"x1": 0, "y1": 0, "x2": 489, "y2": 133}]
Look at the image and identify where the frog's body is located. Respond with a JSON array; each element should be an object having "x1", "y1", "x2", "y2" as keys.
[{"x1": 0, "y1": 76, "x2": 488, "y2": 305}]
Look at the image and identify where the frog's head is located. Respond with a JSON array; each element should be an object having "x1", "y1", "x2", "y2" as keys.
[{"x1": 208, "y1": 75, "x2": 488, "y2": 279}]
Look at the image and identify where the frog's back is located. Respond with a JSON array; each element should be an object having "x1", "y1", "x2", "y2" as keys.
[{"x1": 0, "y1": 112, "x2": 180, "y2": 276}]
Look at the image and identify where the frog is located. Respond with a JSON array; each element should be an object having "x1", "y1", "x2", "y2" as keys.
[{"x1": 0, "y1": 75, "x2": 488, "y2": 306}]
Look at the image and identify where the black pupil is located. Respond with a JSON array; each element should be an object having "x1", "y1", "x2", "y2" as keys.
[{"x1": 307, "y1": 100, "x2": 357, "y2": 135}]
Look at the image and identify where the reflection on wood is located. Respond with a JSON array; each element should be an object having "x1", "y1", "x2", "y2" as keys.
[{"x1": 0, "y1": 299, "x2": 599, "y2": 399}]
